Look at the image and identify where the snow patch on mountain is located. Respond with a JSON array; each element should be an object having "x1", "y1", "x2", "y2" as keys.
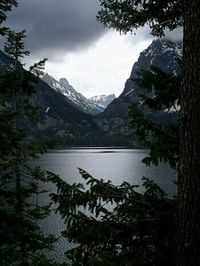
[
  {"x1": 165, "y1": 100, "x2": 181, "y2": 113},
  {"x1": 42, "y1": 73, "x2": 104, "y2": 114},
  {"x1": 89, "y1": 94, "x2": 115, "y2": 109},
  {"x1": 125, "y1": 89, "x2": 135, "y2": 97},
  {"x1": 42, "y1": 74, "x2": 114, "y2": 114}
]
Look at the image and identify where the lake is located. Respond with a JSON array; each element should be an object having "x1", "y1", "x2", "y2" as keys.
[{"x1": 34, "y1": 148, "x2": 177, "y2": 262}]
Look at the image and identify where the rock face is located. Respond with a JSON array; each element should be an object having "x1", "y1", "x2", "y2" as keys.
[
  {"x1": 95, "y1": 39, "x2": 182, "y2": 141},
  {"x1": 103, "y1": 39, "x2": 182, "y2": 118},
  {"x1": 89, "y1": 94, "x2": 116, "y2": 109},
  {"x1": 42, "y1": 74, "x2": 103, "y2": 114}
]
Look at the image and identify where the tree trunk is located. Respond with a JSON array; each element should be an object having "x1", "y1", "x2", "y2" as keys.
[{"x1": 178, "y1": 0, "x2": 200, "y2": 265}]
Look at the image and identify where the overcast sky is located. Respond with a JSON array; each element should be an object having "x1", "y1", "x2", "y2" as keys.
[{"x1": 2, "y1": 0, "x2": 182, "y2": 98}]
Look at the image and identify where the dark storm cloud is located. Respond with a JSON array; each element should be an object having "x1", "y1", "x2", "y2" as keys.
[
  {"x1": 4, "y1": 0, "x2": 107, "y2": 58},
  {"x1": 3, "y1": 0, "x2": 183, "y2": 61}
]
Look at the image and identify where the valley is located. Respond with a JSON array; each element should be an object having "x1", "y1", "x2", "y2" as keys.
[{"x1": 0, "y1": 39, "x2": 182, "y2": 148}]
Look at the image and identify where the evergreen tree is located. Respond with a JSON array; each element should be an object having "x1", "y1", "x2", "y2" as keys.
[
  {"x1": 97, "y1": 0, "x2": 182, "y2": 36},
  {"x1": 129, "y1": 65, "x2": 181, "y2": 169},
  {"x1": 48, "y1": 168, "x2": 176, "y2": 266},
  {"x1": 0, "y1": 0, "x2": 18, "y2": 35},
  {"x1": 0, "y1": 30, "x2": 60, "y2": 265},
  {"x1": 97, "y1": 1, "x2": 200, "y2": 265},
  {"x1": 178, "y1": 1, "x2": 200, "y2": 265},
  {"x1": 47, "y1": 64, "x2": 180, "y2": 265}
]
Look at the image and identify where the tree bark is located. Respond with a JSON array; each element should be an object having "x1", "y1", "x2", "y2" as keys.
[{"x1": 178, "y1": 1, "x2": 200, "y2": 265}]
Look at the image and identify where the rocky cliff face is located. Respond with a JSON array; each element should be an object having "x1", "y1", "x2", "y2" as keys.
[
  {"x1": 95, "y1": 39, "x2": 182, "y2": 141},
  {"x1": 103, "y1": 39, "x2": 182, "y2": 118},
  {"x1": 42, "y1": 74, "x2": 103, "y2": 114}
]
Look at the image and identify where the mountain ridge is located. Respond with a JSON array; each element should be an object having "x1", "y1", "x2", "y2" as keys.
[
  {"x1": 94, "y1": 39, "x2": 182, "y2": 140},
  {"x1": 42, "y1": 73, "x2": 103, "y2": 114},
  {"x1": 88, "y1": 94, "x2": 115, "y2": 109},
  {"x1": 42, "y1": 74, "x2": 115, "y2": 115},
  {"x1": 0, "y1": 38, "x2": 182, "y2": 147},
  {"x1": 101, "y1": 39, "x2": 182, "y2": 118},
  {"x1": 0, "y1": 50, "x2": 103, "y2": 145}
]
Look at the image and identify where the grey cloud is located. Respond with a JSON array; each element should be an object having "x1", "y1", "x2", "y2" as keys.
[
  {"x1": 164, "y1": 27, "x2": 183, "y2": 42},
  {"x1": 127, "y1": 25, "x2": 154, "y2": 43},
  {"x1": 126, "y1": 25, "x2": 183, "y2": 47},
  {"x1": 2, "y1": 1, "x2": 183, "y2": 62},
  {"x1": 4, "y1": 0, "x2": 106, "y2": 58}
]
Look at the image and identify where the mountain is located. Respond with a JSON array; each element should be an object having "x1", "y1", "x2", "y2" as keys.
[
  {"x1": 89, "y1": 94, "x2": 115, "y2": 109},
  {"x1": 0, "y1": 50, "x2": 130, "y2": 147},
  {"x1": 103, "y1": 39, "x2": 182, "y2": 118},
  {"x1": 95, "y1": 39, "x2": 182, "y2": 140},
  {"x1": 0, "y1": 39, "x2": 182, "y2": 147},
  {"x1": 0, "y1": 51, "x2": 103, "y2": 146},
  {"x1": 42, "y1": 74, "x2": 104, "y2": 114},
  {"x1": 30, "y1": 79, "x2": 99, "y2": 140}
]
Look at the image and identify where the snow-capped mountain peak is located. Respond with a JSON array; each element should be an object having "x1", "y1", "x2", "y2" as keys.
[
  {"x1": 42, "y1": 74, "x2": 114, "y2": 114},
  {"x1": 101, "y1": 39, "x2": 182, "y2": 120},
  {"x1": 89, "y1": 94, "x2": 115, "y2": 109},
  {"x1": 139, "y1": 39, "x2": 182, "y2": 75},
  {"x1": 120, "y1": 39, "x2": 182, "y2": 99}
]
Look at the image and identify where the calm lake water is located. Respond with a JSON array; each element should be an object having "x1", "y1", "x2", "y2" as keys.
[{"x1": 34, "y1": 148, "x2": 177, "y2": 262}]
